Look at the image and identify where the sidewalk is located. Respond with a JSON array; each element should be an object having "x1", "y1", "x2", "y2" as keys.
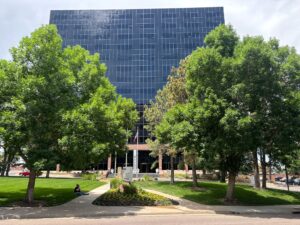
[
  {"x1": 144, "y1": 189, "x2": 300, "y2": 215},
  {"x1": 1, "y1": 183, "x2": 300, "y2": 220}
]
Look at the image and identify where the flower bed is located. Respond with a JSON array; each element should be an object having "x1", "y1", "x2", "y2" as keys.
[{"x1": 93, "y1": 188, "x2": 174, "y2": 206}]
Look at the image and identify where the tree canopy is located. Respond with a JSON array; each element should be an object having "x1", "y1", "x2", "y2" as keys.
[
  {"x1": 147, "y1": 24, "x2": 300, "y2": 202},
  {"x1": 0, "y1": 24, "x2": 138, "y2": 203}
]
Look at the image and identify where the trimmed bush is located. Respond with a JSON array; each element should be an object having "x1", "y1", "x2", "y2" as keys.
[
  {"x1": 122, "y1": 184, "x2": 138, "y2": 195},
  {"x1": 110, "y1": 177, "x2": 123, "y2": 189},
  {"x1": 142, "y1": 175, "x2": 153, "y2": 181},
  {"x1": 177, "y1": 161, "x2": 185, "y2": 170},
  {"x1": 81, "y1": 173, "x2": 97, "y2": 181},
  {"x1": 93, "y1": 188, "x2": 174, "y2": 206}
]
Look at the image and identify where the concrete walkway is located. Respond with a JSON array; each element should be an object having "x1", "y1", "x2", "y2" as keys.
[
  {"x1": 144, "y1": 189, "x2": 300, "y2": 215},
  {"x1": 1, "y1": 183, "x2": 300, "y2": 220}
]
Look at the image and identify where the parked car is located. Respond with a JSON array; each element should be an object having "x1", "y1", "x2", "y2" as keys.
[
  {"x1": 286, "y1": 178, "x2": 295, "y2": 185},
  {"x1": 275, "y1": 176, "x2": 283, "y2": 181},
  {"x1": 293, "y1": 178, "x2": 300, "y2": 185},
  {"x1": 19, "y1": 171, "x2": 43, "y2": 177},
  {"x1": 19, "y1": 171, "x2": 30, "y2": 176},
  {"x1": 279, "y1": 177, "x2": 286, "y2": 182}
]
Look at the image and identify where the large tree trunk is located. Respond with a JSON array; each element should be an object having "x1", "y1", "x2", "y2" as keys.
[
  {"x1": 202, "y1": 169, "x2": 206, "y2": 175},
  {"x1": 170, "y1": 156, "x2": 175, "y2": 184},
  {"x1": 191, "y1": 156, "x2": 198, "y2": 187},
  {"x1": 46, "y1": 170, "x2": 50, "y2": 178},
  {"x1": 269, "y1": 156, "x2": 272, "y2": 182},
  {"x1": 0, "y1": 168, "x2": 4, "y2": 177},
  {"x1": 5, "y1": 152, "x2": 14, "y2": 177},
  {"x1": 219, "y1": 156, "x2": 226, "y2": 183},
  {"x1": 220, "y1": 170, "x2": 226, "y2": 183},
  {"x1": 5, "y1": 164, "x2": 10, "y2": 177},
  {"x1": 0, "y1": 164, "x2": 5, "y2": 177},
  {"x1": 25, "y1": 170, "x2": 37, "y2": 204},
  {"x1": 252, "y1": 150, "x2": 260, "y2": 188},
  {"x1": 285, "y1": 165, "x2": 289, "y2": 192},
  {"x1": 225, "y1": 171, "x2": 236, "y2": 203},
  {"x1": 260, "y1": 149, "x2": 267, "y2": 189},
  {"x1": 0, "y1": 150, "x2": 8, "y2": 177}
]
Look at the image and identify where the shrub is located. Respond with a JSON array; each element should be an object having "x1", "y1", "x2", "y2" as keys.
[
  {"x1": 122, "y1": 184, "x2": 138, "y2": 195},
  {"x1": 92, "y1": 188, "x2": 173, "y2": 206},
  {"x1": 81, "y1": 173, "x2": 97, "y2": 181},
  {"x1": 142, "y1": 175, "x2": 153, "y2": 181},
  {"x1": 175, "y1": 173, "x2": 191, "y2": 179},
  {"x1": 236, "y1": 175, "x2": 250, "y2": 183},
  {"x1": 199, "y1": 174, "x2": 219, "y2": 181},
  {"x1": 177, "y1": 161, "x2": 185, "y2": 170},
  {"x1": 110, "y1": 177, "x2": 123, "y2": 189},
  {"x1": 36, "y1": 171, "x2": 43, "y2": 177}
]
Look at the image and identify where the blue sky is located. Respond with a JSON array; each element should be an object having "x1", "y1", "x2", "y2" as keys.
[{"x1": 0, "y1": 0, "x2": 299, "y2": 59}]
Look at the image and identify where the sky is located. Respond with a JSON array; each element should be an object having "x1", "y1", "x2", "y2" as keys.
[{"x1": 0, "y1": 0, "x2": 299, "y2": 59}]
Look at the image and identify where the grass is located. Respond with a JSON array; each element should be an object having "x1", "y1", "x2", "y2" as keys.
[
  {"x1": 0, "y1": 177, "x2": 105, "y2": 206},
  {"x1": 135, "y1": 181, "x2": 300, "y2": 205}
]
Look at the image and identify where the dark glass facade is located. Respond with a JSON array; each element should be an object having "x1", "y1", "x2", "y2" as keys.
[
  {"x1": 50, "y1": 8, "x2": 224, "y2": 103},
  {"x1": 50, "y1": 7, "x2": 224, "y2": 146},
  {"x1": 50, "y1": 8, "x2": 224, "y2": 172}
]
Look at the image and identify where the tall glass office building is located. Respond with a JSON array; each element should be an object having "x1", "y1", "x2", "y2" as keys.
[{"x1": 50, "y1": 7, "x2": 224, "y2": 172}]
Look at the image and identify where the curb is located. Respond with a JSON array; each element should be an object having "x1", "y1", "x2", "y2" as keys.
[
  {"x1": 0, "y1": 210, "x2": 213, "y2": 220},
  {"x1": 1, "y1": 208, "x2": 297, "y2": 220}
]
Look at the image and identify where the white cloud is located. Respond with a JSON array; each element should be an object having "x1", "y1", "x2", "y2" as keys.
[{"x1": 0, "y1": 0, "x2": 299, "y2": 59}]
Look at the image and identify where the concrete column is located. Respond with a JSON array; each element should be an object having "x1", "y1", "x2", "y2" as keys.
[
  {"x1": 56, "y1": 164, "x2": 60, "y2": 172},
  {"x1": 184, "y1": 163, "x2": 189, "y2": 172},
  {"x1": 159, "y1": 152, "x2": 163, "y2": 174},
  {"x1": 107, "y1": 154, "x2": 112, "y2": 171}
]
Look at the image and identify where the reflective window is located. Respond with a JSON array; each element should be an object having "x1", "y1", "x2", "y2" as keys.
[{"x1": 50, "y1": 8, "x2": 224, "y2": 143}]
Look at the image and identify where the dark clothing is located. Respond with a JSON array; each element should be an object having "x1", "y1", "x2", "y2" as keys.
[{"x1": 74, "y1": 186, "x2": 81, "y2": 193}]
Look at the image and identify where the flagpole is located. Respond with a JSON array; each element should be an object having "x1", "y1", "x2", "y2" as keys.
[
  {"x1": 114, "y1": 151, "x2": 117, "y2": 176},
  {"x1": 136, "y1": 126, "x2": 139, "y2": 152},
  {"x1": 136, "y1": 126, "x2": 139, "y2": 178},
  {"x1": 125, "y1": 129, "x2": 128, "y2": 169}
]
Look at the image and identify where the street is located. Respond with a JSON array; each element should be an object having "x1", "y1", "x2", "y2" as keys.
[{"x1": 1, "y1": 214, "x2": 300, "y2": 225}]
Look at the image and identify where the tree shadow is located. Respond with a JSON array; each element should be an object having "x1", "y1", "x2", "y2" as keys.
[
  {"x1": 0, "y1": 187, "x2": 81, "y2": 207},
  {"x1": 0, "y1": 185, "x2": 181, "y2": 220},
  {"x1": 136, "y1": 181, "x2": 300, "y2": 219}
]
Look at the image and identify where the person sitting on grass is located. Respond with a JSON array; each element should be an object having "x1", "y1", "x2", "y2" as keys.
[{"x1": 74, "y1": 184, "x2": 89, "y2": 196}]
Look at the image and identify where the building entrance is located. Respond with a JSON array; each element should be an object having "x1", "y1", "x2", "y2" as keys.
[{"x1": 110, "y1": 150, "x2": 156, "y2": 173}]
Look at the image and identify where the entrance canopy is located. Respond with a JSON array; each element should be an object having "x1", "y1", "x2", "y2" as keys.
[{"x1": 127, "y1": 144, "x2": 148, "y2": 151}]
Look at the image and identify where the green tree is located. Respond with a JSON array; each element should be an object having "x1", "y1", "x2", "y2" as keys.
[
  {"x1": 59, "y1": 85, "x2": 138, "y2": 170},
  {"x1": 232, "y1": 37, "x2": 300, "y2": 189},
  {"x1": 186, "y1": 24, "x2": 300, "y2": 201},
  {"x1": 0, "y1": 60, "x2": 23, "y2": 176},
  {"x1": 9, "y1": 25, "x2": 71, "y2": 203},
  {"x1": 155, "y1": 103, "x2": 201, "y2": 187},
  {"x1": 144, "y1": 60, "x2": 188, "y2": 134},
  {"x1": 144, "y1": 60, "x2": 188, "y2": 183},
  {"x1": 186, "y1": 25, "x2": 264, "y2": 202},
  {"x1": 5, "y1": 25, "x2": 138, "y2": 204}
]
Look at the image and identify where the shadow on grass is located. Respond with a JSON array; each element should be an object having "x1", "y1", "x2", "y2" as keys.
[
  {"x1": 234, "y1": 185, "x2": 300, "y2": 205},
  {"x1": 0, "y1": 176, "x2": 104, "y2": 207},
  {"x1": 137, "y1": 181, "x2": 300, "y2": 206},
  {"x1": 0, "y1": 187, "x2": 82, "y2": 207},
  {"x1": 135, "y1": 181, "x2": 300, "y2": 219}
]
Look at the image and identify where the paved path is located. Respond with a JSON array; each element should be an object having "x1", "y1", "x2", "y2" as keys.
[
  {"x1": 267, "y1": 182, "x2": 300, "y2": 192},
  {"x1": 0, "y1": 183, "x2": 192, "y2": 220},
  {"x1": 1, "y1": 183, "x2": 300, "y2": 220},
  {"x1": 1, "y1": 214, "x2": 300, "y2": 225},
  {"x1": 145, "y1": 189, "x2": 300, "y2": 214}
]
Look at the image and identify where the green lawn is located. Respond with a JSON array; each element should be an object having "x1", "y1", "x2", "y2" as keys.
[
  {"x1": 135, "y1": 181, "x2": 300, "y2": 205},
  {"x1": 0, "y1": 177, "x2": 105, "y2": 206}
]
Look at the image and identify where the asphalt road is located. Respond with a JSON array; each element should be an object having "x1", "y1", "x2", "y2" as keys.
[{"x1": 1, "y1": 214, "x2": 300, "y2": 225}]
